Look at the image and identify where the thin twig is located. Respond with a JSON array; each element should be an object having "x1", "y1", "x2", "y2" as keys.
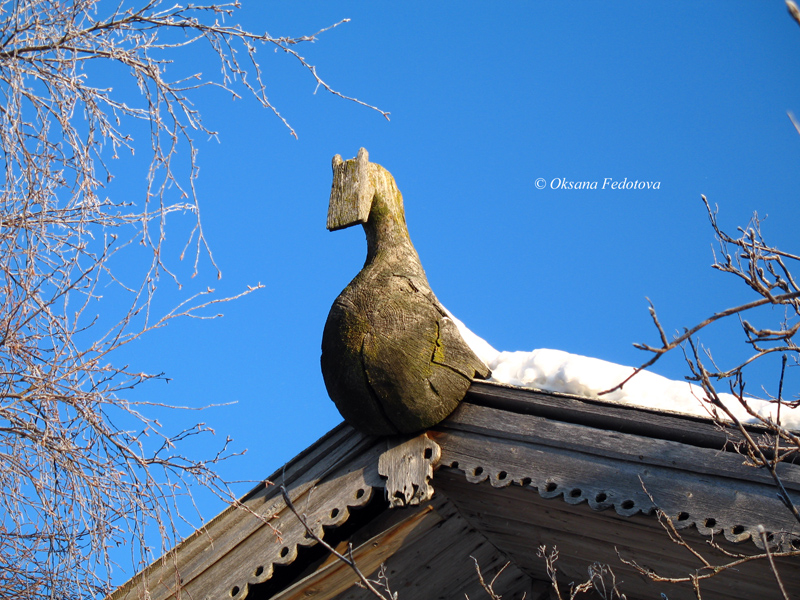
[{"x1": 280, "y1": 486, "x2": 394, "y2": 600}]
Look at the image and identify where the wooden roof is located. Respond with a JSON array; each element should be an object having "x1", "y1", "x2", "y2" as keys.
[{"x1": 111, "y1": 381, "x2": 800, "y2": 600}]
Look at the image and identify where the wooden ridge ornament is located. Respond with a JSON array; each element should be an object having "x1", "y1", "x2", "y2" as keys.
[
  {"x1": 378, "y1": 434, "x2": 442, "y2": 507},
  {"x1": 321, "y1": 148, "x2": 490, "y2": 435}
]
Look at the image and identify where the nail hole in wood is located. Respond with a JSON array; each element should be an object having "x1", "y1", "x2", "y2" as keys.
[
  {"x1": 230, "y1": 587, "x2": 240, "y2": 597},
  {"x1": 704, "y1": 518, "x2": 716, "y2": 528},
  {"x1": 569, "y1": 488, "x2": 581, "y2": 498},
  {"x1": 330, "y1": 508, "x2": 340, "y2": 519},
  {"x1": 545, "y1": 482, "x2": 557, "y2": 492},
  {"x1": 424, "y1": 447, "x2": 433, "y2": 459},
  {"x1": 620, "y1": 500, "x2": 634, "y2": 510},
  {"x1": 595, "y1": 492, "x2": 607, "y2": 502},
  {"x1": 677, "y1": 512, "x2": 690, "y2": 521},
  {"x1": 474, "y1": 466, "x2": 483, "y2": 476},
  {"x1": 254, "y1": 566, "x2": 264, "y2": 577},
  {"x1": 355, "y1": 488, "x2": 365, "y2": 499},
  {"x1": 497, "y1": 471, "x2": 507, "y2": 480},
  {"x1": 280, "y1": 547, "x2": 289, "y2": 558},
  {"x1": 732, "y1": 525, "x2": 745, "y2": 535}
]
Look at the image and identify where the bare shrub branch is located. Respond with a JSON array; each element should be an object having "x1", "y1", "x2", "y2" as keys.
[
  {"x1": 601, "y1": 194, "x2": 800, "y2": 531},
  {"x1": 582, "y1": 8, "x2": 800, "y2": 598},
  {"x1": 616, "y1": 202, "x2": 800, "y2": 595},
  {"x1": 602, "y1": 197, "x2": 799, "y2": 401},
  {"x1": 466, "y1": 557, "x2": 517, "y2": 600},
  {"x1": 536, "y1": 545, "x2": 625, "y2": 600}
]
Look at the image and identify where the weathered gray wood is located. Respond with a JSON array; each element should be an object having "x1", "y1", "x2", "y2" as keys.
[
  {"x1": 270, "y1": 504, "x2": 442, "y2": 600},
  {"x1": 438, "y1": 471, "x2": 800, "y2": 600},
  {"x1": 329, "y1": 496, "x2": 533, "y2": 600},
  {"x1": 110, "y1": 385, "x2": 800, "y2": 600},
  {"x1": 438, "y1": 468, "x2": 758, "y2": 562},
  {"x1": 441, "y1": 400, "x2": 800, "y2": 490},
  {"x1": 434, "y1": 424, "x2": 798, "y2": 549},
  {"x1": 110, "y1": 426, "x2": 385, "y2": 600},
  {"x1": 529, "y1": 579, "x2": 557, "y2": 600},
  {"x1": 327, "y1": 148, "x2": 372, "y2": 231},
  {"x1": 432, "y1": 409, "x2": 800, "y2": 551},
  {"x1": 467, "y1": 379, "x2": 790, "y2": 459},
  {"x1": 378, "y1": 433, "x2": 441, "y2": 507},
  {"x1": 321, "y1": 149, "x2": 489, "y2": 435}
]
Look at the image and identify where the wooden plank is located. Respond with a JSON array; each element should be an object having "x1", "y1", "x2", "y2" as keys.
[
  {"x1": 330, "y1": 497, "x2": 532, "y2": 600},
  {"x1": 327, "y1": 148, "x2": 372, "y2": 231},
  {"x1": 378, "y1": 434, "x2": 441, "y2": 507},
  {"x1": 483, "y1": 522, "x2": 792, "y2": 600},
  {"x1": 439, "y1": 470, "x2": 800, "y2": 581},
  {"x1": 432, "y1": 427, "x2": 800, "y2": 551},
  {"x1": 110, "y1": 381, "x2": 799, "y2": 600},
  {"x1": 438, "y1": 470, "x2": 691, "y2": 559},
  {"x1": 466, "y1": 380, "x2": 797, "y2": 462},
  {"x1": 271, "y1": 504, "x2": 443, "y2": 600},
  {"x1": 111, "y1": 426, "x2": 383, "y2": 600},
  {"x1": 439, "y1": 402, "x2": 800, "y2": 489},
  {"x1": 436, "y1": 472, "x2": 798, "y2": 600},
  {"x1": 482, "y1": 526, "x2": 782, "y2": 600}
]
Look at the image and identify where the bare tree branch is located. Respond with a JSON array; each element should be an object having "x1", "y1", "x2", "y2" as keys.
[
  {"x1": 602, "y1": 195, "x2": 799, "y2": 399},
  {"x1": 280, "y1": 486, "x2": 396, "y2": 600},
  {"x1": 787, "y1": 1, "x2": 800, "y2": 28},
  {"x1": 759, "y1": 525, "x2": 791, "y2": 600},
  {"x1": 610, "y1": 189, "x2": 800, "y2": 597}
]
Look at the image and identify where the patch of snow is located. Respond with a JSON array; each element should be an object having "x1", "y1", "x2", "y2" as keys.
[{"x1": 444, "y1": 309, "x2": 800, "y2": 430}]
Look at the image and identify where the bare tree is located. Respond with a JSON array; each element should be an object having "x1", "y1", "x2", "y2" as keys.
[{"x1": 0, "y1": 1, "x2": 386, "y2": 597}]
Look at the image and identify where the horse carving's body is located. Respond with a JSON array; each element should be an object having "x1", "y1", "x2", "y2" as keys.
[{"x1": 321, "y1": 149, "x2": 489, "y2": 435}]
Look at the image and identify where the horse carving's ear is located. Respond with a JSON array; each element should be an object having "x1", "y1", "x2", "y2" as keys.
[{"x1": 327, "y1": 147, "x2": 374, "y2": 231}]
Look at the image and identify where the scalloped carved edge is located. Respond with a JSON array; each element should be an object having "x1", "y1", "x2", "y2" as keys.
[
  {"x1": 439, "y1": 456, "x2": 800, "y2": 552},
  {"x1": 445, "y1": 456, "x2": 652, "y2": 518},
  {"x1": 234, "y1": 474, "x2": 378, "y2": 599}
]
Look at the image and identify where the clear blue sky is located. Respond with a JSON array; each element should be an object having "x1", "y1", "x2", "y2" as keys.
[{"x1": 107, "y1": 0, "x2": 800, "y2": 550}]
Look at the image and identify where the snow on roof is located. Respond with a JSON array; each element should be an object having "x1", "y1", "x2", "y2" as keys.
[{"x1": 445, "y1": 310, "x2": 800, "y2": 430}]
